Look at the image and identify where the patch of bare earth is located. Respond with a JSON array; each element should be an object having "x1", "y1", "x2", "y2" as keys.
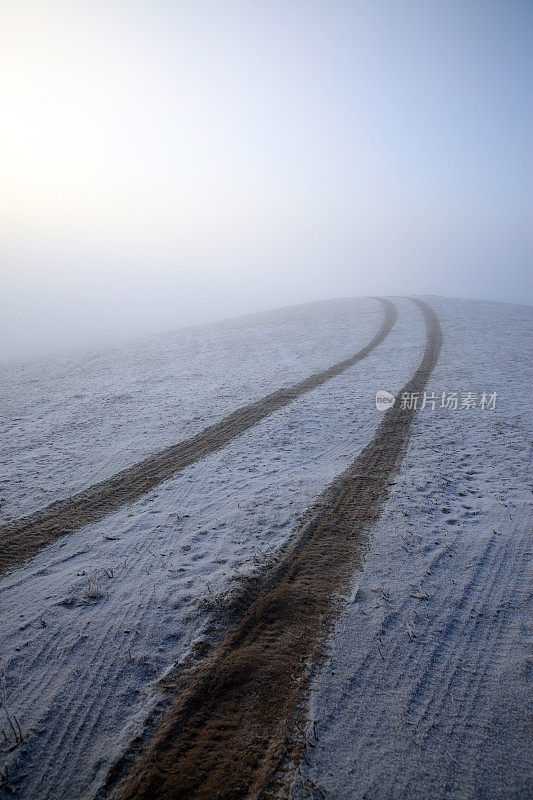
[{"x1": 109, "y1": 299, "x2": 442, "y2": 800}]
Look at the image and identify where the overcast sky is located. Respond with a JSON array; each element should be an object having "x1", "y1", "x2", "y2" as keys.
[{"x1": 1, "y1": 0, "x2": 531, "y2": 358}]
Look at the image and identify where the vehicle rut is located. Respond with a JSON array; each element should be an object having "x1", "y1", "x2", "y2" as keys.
[
  {"x1": 110, "y1": 298, "x2": 443, "y2": 800},
  {"x1": 0, "y1": 299, "x2": 397, "y2": 576}
]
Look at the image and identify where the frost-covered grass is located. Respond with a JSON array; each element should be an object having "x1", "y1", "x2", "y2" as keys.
[
  {"x1": 0, "y1": 298, "x2": 382, "y2": 524},
  {"x1": 293, "y1": 297, "x2": 532, "y2": 800},
  {"x1": 1, "y1": 296, "x2": 529, "y2": 800},
  {"x1": 0, "y1": 296, "x2": 424, "y2": 800}
]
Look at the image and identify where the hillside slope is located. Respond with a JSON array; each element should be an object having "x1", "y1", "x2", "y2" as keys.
[{"x1": 0, "y1": 296, "x2": 530, "y2": 800}]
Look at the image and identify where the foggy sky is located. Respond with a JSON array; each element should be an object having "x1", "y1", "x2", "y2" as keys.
[{"x1": 1, "y1": 0, "x2": 532, "y2": 359}]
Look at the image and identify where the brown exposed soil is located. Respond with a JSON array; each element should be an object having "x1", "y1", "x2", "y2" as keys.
[
  {"x1": 0, "y1": 299, "x2": 397, "y2": 577},
  {"x1": 110, "y1": 299, "x2": 442, "y2": 800}
]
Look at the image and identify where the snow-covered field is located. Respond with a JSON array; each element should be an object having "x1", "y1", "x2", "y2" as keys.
[
  {"x1": 0, "y1": 299, "x2": 383, "y2": 523},
  {"x1": 0, "y1": 296, "x2": 530, "y2": 800},
  {"x1": 294, "y1": 297, "x2": 532, "y2": 800}
]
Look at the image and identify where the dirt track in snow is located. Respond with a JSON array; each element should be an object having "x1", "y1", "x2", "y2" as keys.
[
  {"x1": 0, "y1": 299, "x2": 397, "y2": 577},
  {"x1": 109, "y1": 298, "x2": 442, "y2": 800}
]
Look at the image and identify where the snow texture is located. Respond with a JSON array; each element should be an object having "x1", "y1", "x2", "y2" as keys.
[
  {"x1": 1, "y1": 297, "x2": 530, "y2": 800},
  {"x1": 0, "y1": 297, "x2": 423, "y2": 800},
  {"x1": 292, "y1": 297, "x2": 532, "y2": 800},
  {"x1": 0, "y1": 298, "x2": 382, "y2": 523}
]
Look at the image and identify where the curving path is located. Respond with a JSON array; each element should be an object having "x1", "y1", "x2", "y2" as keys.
[
  {"x1": 110, "y1": 299, "x2": 443, "y2": 800},
  {"x1": 0, "y1": 299, "x2": 398, "y2": 576}
]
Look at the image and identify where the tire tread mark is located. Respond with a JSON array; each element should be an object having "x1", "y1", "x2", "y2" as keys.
[
  {"x1": 109, "y1": 298, "x2": 442, "y2": 800},
  {"x1": 0, "y1": 299, "x2": 398, "y2": 576}
]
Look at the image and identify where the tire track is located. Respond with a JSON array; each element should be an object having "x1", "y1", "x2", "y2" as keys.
[
  {"x1": 110, "y1": 299, "x2": 442, "y2": 800},
  {"x1": 392, "y1": 516, "x2": 531, "y2": 800},
  {"x1": 6, "y1": 585, "x2": 160, "y2": 800},
  {"x1": 0, "y1": 299, "x2": 397, "y2": 577},
  {"x1": 293, "y1": 420, "x2": 532, "y2": 800}
]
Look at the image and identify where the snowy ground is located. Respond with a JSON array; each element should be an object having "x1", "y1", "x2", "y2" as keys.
[
  {"x1": 0, "y1": 298, "x2": 382, "y2": 523},
  {"x1": 0, "y1": 296, "x2": 530, "y2": 800},
  {"x1": 293, "y1": 297, "x2": 532, "y2": 800},
  {"x1": 0, "y1": 297, "x2": 424, "y2": 800}
]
